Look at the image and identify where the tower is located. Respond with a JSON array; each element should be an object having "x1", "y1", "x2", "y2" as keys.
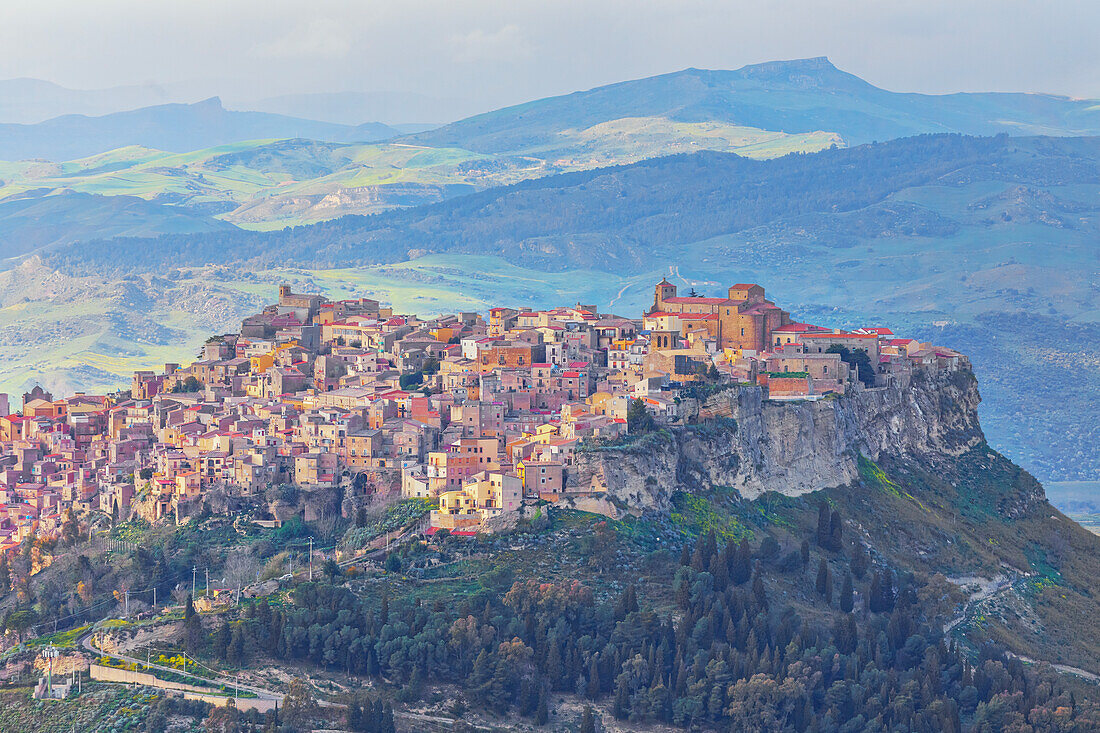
[{"x1": 653, "y1": 278, "x2": 676, "y2": 312}]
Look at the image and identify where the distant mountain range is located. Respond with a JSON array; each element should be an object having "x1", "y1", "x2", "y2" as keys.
[
  {"x1": 407, "y1": 57, "x2": 1100, "y2": 153},
  {"x1": 0, "y1": 97, "x2": 403, "y2": 161},
  {"x1": 0, "y1": 77, "x2": 178, "y2": 124},
  {"x1": 242, "y1": 91, "x2": 464, "y2": 128}
]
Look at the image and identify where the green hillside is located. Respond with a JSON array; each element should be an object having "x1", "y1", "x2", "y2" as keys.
[
  {"x1": 407, "y1": 57, "x2": 1100, "y2": 153},
  {"x1": 0, "y1": 122, "x2": 837, "y2": 237},
  {"x1": 0, "y1": 192, "x2": 234, "y2": 258}
]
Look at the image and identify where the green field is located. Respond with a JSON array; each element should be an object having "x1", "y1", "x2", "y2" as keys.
[{"x1": 0, "y1": 119, "x2": 840, "y2": 233}]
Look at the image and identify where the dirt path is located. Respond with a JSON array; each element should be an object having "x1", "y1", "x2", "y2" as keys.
[{"x1": 944, "y1": 573, "x2": 1099, "y2": 684}]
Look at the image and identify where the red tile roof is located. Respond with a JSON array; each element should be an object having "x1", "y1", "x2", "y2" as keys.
[
  {"x1": 662, "y1": 296, "x2": 732, "y2": 305},
  {"x1": 772, "y1": 322, "x2": 828, "y2": 333},
  {"x1": 800, "y1": 332, "x2": 878, "y2": 339}
]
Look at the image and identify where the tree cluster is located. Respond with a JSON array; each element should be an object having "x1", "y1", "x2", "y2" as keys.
[{"x1": 208, "y1": 527, "x2": 1100, "y2": 732}]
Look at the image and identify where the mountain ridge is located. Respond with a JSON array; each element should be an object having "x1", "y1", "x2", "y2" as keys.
[
  {"x1": 405, "y1": 57, "x2": 1100, "y2": 153},
  {"x1": 0, "y1": 97, "x2": 403, "y2": 161}
]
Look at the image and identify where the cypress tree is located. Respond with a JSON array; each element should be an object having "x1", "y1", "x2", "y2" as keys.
[
  {"x1": 536, "y1": 685, "x2": 549, "y2": 725},
  {"x1": 817, "y1": 503, "x2": 831, "y2": 546},
  {"x1": 733, "y1": 539, "x2": 752, "y2": 585},
  {"x1": 816, "y1": 559, "x2": 829, "y2": 597},
  {"x1": 213, "y1": 621, "x2": 230, "y2": 661},
  {"x1": 752, "y1": 573, "x2": 768, "y2": 610},
  {"x1": 228, "y1": 627, "x2": 246, "y2": 667},
  {"x1": 880, "y1": 569, "x2": 896, "y2": 611},
  {"x1": 828, "y1": 510, "x2": 843, "y2": 551},
  {"x1": 869, "y1": 572, "x2": 884, "y2": 613},
  {"x1": 586, "y1": 655, "x2": 601, "y2": 699},
  {"x1": 580, "y1": 705, "x2": 596, "y2": 733},
  {"x1": 691, "y1": 541, "x2": 707, "y2": 572},
  {"x1": 614, "y1": 675, "x2": 630, "y2": 719},
  {"x1": 546, "y1": 643, "x2": 563, "y2": 690},
  {"x1": 851, "y1": 544, "x2": 869, "y2": 580},
  {"x1": 841, "y1": 572, "x2": 854, "y2": 613}
]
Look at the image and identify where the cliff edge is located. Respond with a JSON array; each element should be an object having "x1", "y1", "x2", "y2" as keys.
[{"x1": 569, "y1": 366, "x2": 989, "y2": 512}]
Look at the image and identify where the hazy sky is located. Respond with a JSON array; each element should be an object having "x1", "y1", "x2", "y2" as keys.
[{"x1": 2, "y1": 0, "x2": 1099, "y2": 115}]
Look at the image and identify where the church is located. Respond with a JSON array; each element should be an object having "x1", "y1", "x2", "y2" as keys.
[{"x1": 646, "y1": 278, "x2": 791, "y2": 352}]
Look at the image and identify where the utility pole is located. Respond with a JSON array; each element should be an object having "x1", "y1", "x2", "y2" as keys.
[
  {"x1": 153, "y1": 587, "x2": 156, "y2": 609},
  {"x1": 205, "y1": 568, "x2": 210, "y2": 598},
  {"x1": 124, "y1": 590, "x2": 129, "y2": 618},
  {"x1": 192, "y1": 566, "x2": 197, "y2": 598},
  {"x1": 308, "y1": 537, "x2": 314, "y2": 581}
]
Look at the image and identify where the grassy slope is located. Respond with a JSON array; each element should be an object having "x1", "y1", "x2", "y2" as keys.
[
  {"x1": 0, "y1": 120, "x2": 839, "y2": 233},
  {"x1": 0, "y1": 193, "x2": 234, "y2": 258}
]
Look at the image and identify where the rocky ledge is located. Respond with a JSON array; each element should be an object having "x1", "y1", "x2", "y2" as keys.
[{"x1": 567, "y1": 366, "x2": 985, "y2": 514}]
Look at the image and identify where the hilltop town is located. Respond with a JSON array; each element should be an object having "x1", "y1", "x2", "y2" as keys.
[{"x1": 0, "y1": 279, "x2": 967, "y2": 550}]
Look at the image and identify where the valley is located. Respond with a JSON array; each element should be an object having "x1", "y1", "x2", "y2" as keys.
[{"x1": 2, "y1": 38, "x2": 1100, "y2": 731}]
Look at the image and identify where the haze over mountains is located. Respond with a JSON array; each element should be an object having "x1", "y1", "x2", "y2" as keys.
[
  {"x1": 0, "y1": 97, "x2": 402, "y2": 161},
  {"x1": 0, "y1": 77, "x2": 177, "y2": 124},
  {"x1": 1, "y1": 57, "x2": 1099, "y2": 488}
]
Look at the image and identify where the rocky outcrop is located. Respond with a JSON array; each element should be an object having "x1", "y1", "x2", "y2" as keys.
[{"x1": 568, "y1": 366, "x2": 984, "y2": 512}]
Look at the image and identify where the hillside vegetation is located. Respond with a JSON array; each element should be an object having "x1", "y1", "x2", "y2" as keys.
[
  {"x1": 0, "y1": 122, "x2": 837, "y2": 236},
  {"x1": 4, "y1": 434, "x2": 1100, "y2": 731}
]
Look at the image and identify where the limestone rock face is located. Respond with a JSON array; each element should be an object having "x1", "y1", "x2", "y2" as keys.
[{"x1": 568, "y1": 367, "x2": 984, "y2": 511}]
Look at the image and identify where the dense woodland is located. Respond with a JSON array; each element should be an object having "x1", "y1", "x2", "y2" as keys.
[
  {"x1": 47, "y1": 134, "x2": 1055, "y2": 275},
  {"x1": 190, "y1": 522, "x2": 1099, "y2": 732}
]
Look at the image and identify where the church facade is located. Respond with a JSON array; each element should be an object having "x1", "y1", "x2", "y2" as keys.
[{"x1": 647, "y1": 278, "x2": 791, "y2": 352}]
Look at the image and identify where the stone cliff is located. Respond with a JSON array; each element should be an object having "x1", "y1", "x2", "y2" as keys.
[{"x1": 567, "y1": 367, "x2": 985, "y2": 515}]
